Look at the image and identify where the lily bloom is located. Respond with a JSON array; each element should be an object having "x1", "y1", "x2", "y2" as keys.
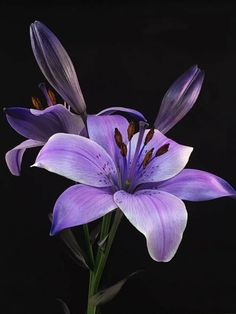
[
  {"x1": 33, "y1": 115, "x2": 236, "y2": 262},
  {"x1": 5, "y1": 20, "x2": 204, "y2": 175}
]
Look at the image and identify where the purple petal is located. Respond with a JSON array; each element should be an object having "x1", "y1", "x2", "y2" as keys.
[
  {"x1": 129, "y1": 129, "x2": 193, "y2": 184},
  {"x1": 5, "y1": 139, "x2": 44, "y2": 176},
  {"x1": 33, "y1": 133, "x2": 118, "y2": 187},
  {"x1": 5, "y1": 105, "x2": 84, "y2": 142},
  {"x1": 114, "y1": 189, "x2": 187, "y2": 262},
  {"x1": 51, "y1": 184, "x2": 117, "y2": 235},
  {"x1": 97, "y1": 106, "x2": 147, "y2": 121},
  {"x1": 30, "y1": 21, "x2": 86, "y2": 114},
  {"x1": 156, "y1": 169, "x2": 236, "y2": 201},
  {"x1": 154, "y1": 65, "x2": 204, "y2": 134},
  {"x1": 87, "y1": 114, "x2": 129, "y2": 161}
]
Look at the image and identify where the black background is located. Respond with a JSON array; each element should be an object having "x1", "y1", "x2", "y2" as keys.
[{"x1": 1, "y1": 1, "x2": 236, "y2": 313}]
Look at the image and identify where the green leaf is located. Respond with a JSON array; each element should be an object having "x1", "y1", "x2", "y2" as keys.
[
  {"x1": 48, "y1": 214, "x2": 89, "y2": 269},
  {"x1": 89, "y1": 271, "x2": 142, "y2": 306},
  {"x1": 60, "y1": 228, "x2": 89, "y2": 269},
  {"x1": 97, "y1": 233, "x2": 110, "y2": 252}
]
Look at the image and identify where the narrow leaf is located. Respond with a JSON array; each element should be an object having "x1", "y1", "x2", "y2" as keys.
[
  {"x1": 89, "y1": 271, "x2": 142, "y2": 306},
  {"x1": 60, "y1": 228, "x2": 89, "y2": 269},
  {"x1": 49, "y1": 214, "x2": 89, "y2": 269},
  {"x1": 97, "y1": 233, "x2": 110, "y2": 252}
]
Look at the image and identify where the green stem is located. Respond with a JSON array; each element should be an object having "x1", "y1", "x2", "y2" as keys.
[{"x1": 86, "y1": 210, "x2": 123, "y2": 314}]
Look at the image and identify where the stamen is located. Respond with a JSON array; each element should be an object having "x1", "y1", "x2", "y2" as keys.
[
  {"x1": 144, "y1": 127, "x2": 155, "y2": 145},
  {"x1": 32, "y1": 96, "x2": 43, "y2": 110},
  {"x1": 114, "y1": 128, "x2": 123, "y2": 148},
  {"x1": 155, "y1": 143, "x2": 170, "y2": 157},
  {"x1": 142, "y1": 148, "x2": 154, "y2": 168},
  {"x1": 47, "y1": 89, "x2": 57, "y2": 105},
  {"x1": 120, "y1": 143, "x2": 127, "y2": 157},
  {"x1": 127, "y1": 121, "x2": 149, "y2": 182},
  {"x1": 38, "y1": 82, "x2": 53, "y2": 107},
  {"x1": 127, "y1": 121, "x2": 135, "y2": 141}
]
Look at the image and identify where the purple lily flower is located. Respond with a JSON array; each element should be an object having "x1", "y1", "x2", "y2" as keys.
[
  {"x1": 33, "y1": 115, "x2": 236, "y2": 262},
  {"x1": 5, "y1": 102, "x2": 85, "y2": 176},
  {"x1": 5, "y1": 20, "x2": 204, "y2": 176}
]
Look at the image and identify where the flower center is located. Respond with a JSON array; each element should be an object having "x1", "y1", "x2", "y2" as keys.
[{"x1": 114, "y1": 121, "x2": 170, "y2": 192}]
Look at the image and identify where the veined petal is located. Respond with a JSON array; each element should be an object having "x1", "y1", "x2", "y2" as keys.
[
  {"x1": 130, "y1": 129, "x2": 193, "y2": 184},
  {"x1": 5, "y1": 105, "x2": 84, "y2": 142},
  {"x1": 154, "y1": 65, "x2": 204, "y2": 134},
  {"x1": 97, "y1": 106, "x2": 147, "y2": 122},
  {"x1": 87, "y1": 115, "x2": 129, "y2": 161},
  {"x1": 5, "y1": 139, "x2": 44, "y2": 176},
  {"x1": 33, "y1": 133, "x2": 118, "y2": 187},
  {"x1": 156, "y1": 169, "x2": 236, "y2": 201},
  {"x1": 51, "y1": 184, "x2": 117, "y2": 235},
  {"x1": 30, "y1": 21, "x2": 86, "y2": 114},
  {"x1": 114, "y1": 189, "x2": 187, "y2": 262}
]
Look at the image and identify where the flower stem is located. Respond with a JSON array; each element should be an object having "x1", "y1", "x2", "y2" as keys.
[{"x1": 86, "y1": 210, "x2": 123, "y2": 314}]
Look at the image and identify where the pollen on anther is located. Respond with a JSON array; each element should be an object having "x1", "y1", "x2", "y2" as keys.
[
  {"x1": 127, "y1": 121, "x2": 136, "y2": 141},
  {"x1": 144, "y1": 127, "x2": 155, "y2": 145},
  {"x1": 155, "y1": 143, "x2": 170, "y2": 157},
  {"x1": 32, "y1": 96, "x2": 43, "y2": 110},
  {"x1": 47, "y1": 89, "x2": 57, "y2": 105},
  {"x1": 114, "y1": 128, "x2": 123, "y2": 148},
  {"x1": 120, "y1": 142, "x2": 127, "y2": 157},
  {"x1": 142, "y1": 147, "x2": 154, "y2": 168}
]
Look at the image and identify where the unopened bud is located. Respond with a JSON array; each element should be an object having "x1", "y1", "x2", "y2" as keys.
[
  {"x1": 155, "y1": 143, "x2": 170, "y2": 157},
  {"x1": 120, "y1": 142, "x2": 127, "y2": 157},
  {"x1": 143, "y1": 148, "x2": 154, "y2": 168},
  {"x1": 127, "y1": 121, "x2": 136, "y2": 141},
  {"x1": 114, "y1": 128, "x2": 123, "y2": 148},
  {"x1": 32, "y1": 96, "x2": 43, "y2": 110},
  {"x1": 144, "y1": 127, "x2": 155, "y2": 145}
]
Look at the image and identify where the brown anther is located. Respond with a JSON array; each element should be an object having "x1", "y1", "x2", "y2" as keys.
[
  {"x1": 31, "y1": 96, "x2": 43, "y2": 110},
  {"x1": 155, "y1": 143, "x2": 170, "y2": 157},
  {"x1": 114, "y1": 128, "x2": 123, "y2": 148},
  {"x1": 47, "y1": 89, "x2": 57, "y2": 105},
  {"x1": 120, "y1": 142, "x2": 127, "y2": 157},
  {"x1": 127, "y1": 121, "x2": 136, "y2": 141},
  {"x1": 142, "y1": 148, "x2": 154, "y2": 168},
  {"x1": 144, "y1": 127, "x2": 155, "y2": 145}
]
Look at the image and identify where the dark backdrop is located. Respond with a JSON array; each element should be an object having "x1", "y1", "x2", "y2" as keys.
[{"x1": 1, "y1": 1, "x2": 236, "y2": 314}]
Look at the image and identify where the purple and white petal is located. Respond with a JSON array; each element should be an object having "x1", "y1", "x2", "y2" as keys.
[
  {"x1": 156, "y1": 169, "x2": 236, "y2": 201},
  {"x1": 5, "y1": 105, "x2": 84, "y2": 142},
  {"x1": 97, "y1": 106, "x2": 147, "y2": 122},
  {"x1": 114, "y1": 189, "x2": 187, "y2": 262},
  {"x1": 51, "y1": 184, "x2": 117, "y2": 235},
  {"x1": 5, "y1": 139, "x2": 44, "y2": 176},
  {"x1": 154, "y1": 65, "x2": 204, "y2": 134},
  {"x1": 129, "y1": 129, "x2": 193, "y2": 184},
  {"x1": 33, "y1": 133, "x2": 118, "y2": 187},
  {"x1": 87, "y1": 114, "x2": 129, "y2": 161},
  {"x1": 30, "y1": 21, "x2": 86, "y2": 114}
]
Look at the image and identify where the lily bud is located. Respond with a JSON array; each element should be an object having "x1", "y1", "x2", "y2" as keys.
[{"x1": 30, "y1": 21, "x2": 86, "y2": 114}]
